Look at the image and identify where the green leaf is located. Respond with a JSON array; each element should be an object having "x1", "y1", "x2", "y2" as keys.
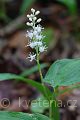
[
  {"x1": 31, "y1": 95, "x2": 49, "y2": 113},
  {"x1": 0, "y1": 73, "x2": 22, "y2": 81},
  {"x1": 20, "y1": 0, "x2": 36, "y2": 14},
  {"x1": 0, "y1": 73, "x2": 52, "y2": 99},
  {"x1": 0, "y1": 73, "x2": 44, "y2": 94},
  {"x1": 21, "y1": 63, "x2": 48, "y2": 77},
  {"x1": 44, "y1": 59, "x2": 80, "y2": 88},
  {"x1": 0, "y1": 111, "x2": 49, "y2": 120},
  {"x1": 58, "y1": 0, "x2": 77, "y2": 15}
]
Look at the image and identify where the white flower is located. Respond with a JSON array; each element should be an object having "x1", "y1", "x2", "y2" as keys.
[
  {"x1": 37, "y1": 18, "x2": 42, "y2": 23},
  {"x1": 27, "y1": 41, "x2": 43, "y2": 48},
  {"x1": 36, "y1": 41, "x2": 43, "y2": 46},
  {"x1": 35, "y1": 34, "x2": 43, "y2": 40},
  {"x1": 34, "y1": 25, "x2": 44, "y2": 33},
  {"x1": 27, "y1": 31, "x2": 33, "y2": 39},
  {"x1": 33, "y1": 30, "x2": 37, "y2": 36},
  {"x1": 27, "y1": 53, "x2": 36, "y2": 62},
  {"x1": 39, "y1": 46, "x2": 46, "y2": 53},
  {"x1": 35, "y1": 11, "x2": 40, "y2": 15},
  {"x1": 27, "y1": 42, "x2": 36, "y2": 48}
]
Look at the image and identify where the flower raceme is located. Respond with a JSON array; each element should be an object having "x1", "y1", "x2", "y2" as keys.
[{"x1": 26, "y1": 8, "x2": 47, "y2": 62}]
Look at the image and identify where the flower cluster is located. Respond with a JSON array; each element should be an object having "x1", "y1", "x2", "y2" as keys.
[{"x1": 26, "y1": 8, "x2": 47, "y2": 62}]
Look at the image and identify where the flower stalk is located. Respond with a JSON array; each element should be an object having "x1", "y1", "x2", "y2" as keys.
[
  {"x1": 26, "y1": 8, "x2": 58, "y2": 120},
  {"x1": 36, "y1": 47, "x2": 43, "y2": 84}
]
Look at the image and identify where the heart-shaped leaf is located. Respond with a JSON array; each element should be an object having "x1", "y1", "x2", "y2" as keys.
[
  {"x1": 0, "y1": 73, "x2": 52, "y2": 99},
  {"x1": 44, "y1": 59, "x2": 80, "y2": 88},
  {"x1": 0, "y1": 111, "x2": 49, "y2": 120}
]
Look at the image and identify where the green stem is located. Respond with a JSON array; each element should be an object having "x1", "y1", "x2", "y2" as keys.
[
  {"x1": 49, "y1": 88, "x2": 60, "y2": 120},
  {"x1": 36, "y1": 51, "x2": 43, "y2": 84},
  {"x1": 36, "y1": 47, "x2": 55, "y2": 119},
  {"x1": 36, "y1": 47, "x2": 50, "y2": 101},
  {"x1": 49, "y1": 101, "x2": 54, "y2": 120}
]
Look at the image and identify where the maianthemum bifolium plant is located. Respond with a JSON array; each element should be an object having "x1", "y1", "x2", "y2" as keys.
[{"x1": 0, "y1": 8, "x2": 80, "y2": 120}]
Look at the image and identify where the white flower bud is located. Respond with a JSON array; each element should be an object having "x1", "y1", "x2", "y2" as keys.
[
  {"x1": 31, "y1": 8, "x2": 35, "y2": 13},
  {"x1": 30, "y1": 22, "x2": 33, "y2": 26},
  {"x1": 33, "y1": 17, "x2": 37, "y2": 21},
  {"x1": 27, "y1": 14, "x2": 30, "y2": 18},
  {"x1": 37, "y1": 18, "x2": 42, "y2": 23},
  {"x1": 26, "y1": 22, "x2": 31, "y2": 26},
  {"x1": 30, "y1": 14, "x2": 34, "y2": 18},
  {"x1": 29, "y1": 17, "x2": 32, "y2": 21},
  {"x1": 35, "y1": 11, "x2": 40, "y2": 15},
  {"x1": 26, "y1": 22, "x2": 33, "y2": 26}
]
